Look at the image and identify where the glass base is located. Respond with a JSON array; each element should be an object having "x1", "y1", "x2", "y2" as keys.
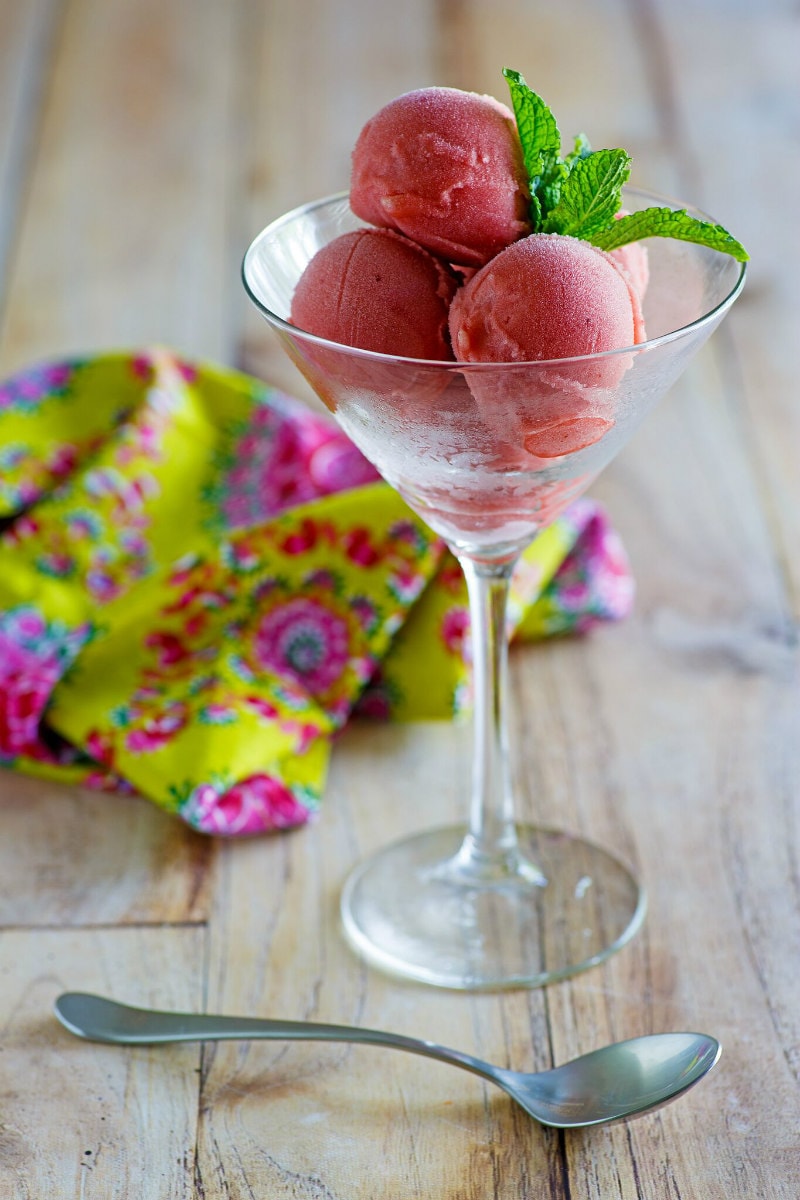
[{"x1": 340, "y1": 824, "x2": 645, "y2": 990}]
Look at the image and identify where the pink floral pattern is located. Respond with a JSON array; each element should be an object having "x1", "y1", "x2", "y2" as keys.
[
  {"x1": 0, "y1": 360, "x2": 75, "y2": 414},
  {"x1": 0, "y1": 351, "x2": 634, "y2": 837},
  {"x1": 184, "y1": 774, "x2": 312, "y2": 836},
  {"x1": 254, "y1": 598, "x2": 351, "y2": 697},
  {"x1": 209, "y1": 393, "x2": 379, "y2": 530},
  {"x1": 0, "y1": 607, "x2": 92, "y2": 763}
]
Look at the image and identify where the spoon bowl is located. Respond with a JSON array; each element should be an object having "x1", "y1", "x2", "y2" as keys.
[{"x1": 54, "y1": 992, "x2": 720, "y2": 1129}]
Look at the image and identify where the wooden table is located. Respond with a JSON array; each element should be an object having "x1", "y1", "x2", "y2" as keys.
[{"x1": 1, "y1": 1, "x2": 798, "y2": 1196}]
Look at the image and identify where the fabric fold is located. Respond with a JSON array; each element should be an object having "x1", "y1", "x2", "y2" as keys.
[{"x1": 0, "y1": 350, "x2": 633, "y2": 835}]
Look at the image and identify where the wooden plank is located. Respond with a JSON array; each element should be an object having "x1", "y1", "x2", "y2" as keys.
[
  {"x1": 195, "y1": 723, "x2": 561, "y2": 1198},
  {"x1": 0, "y1": 771, "x2": 215, "y2": 926},
  {"x1": 0, "y1": 925, "x2": 204, "y2": 1199},
  {"x1": 644, "y1": 0, "x2": 800, "y2": 612},
  {"x1": 0, "y1": 0, "x2": 240, "y2": 377},
  {"x1": 234, "y1": 0, "x2": 441, "y2": 398},
  {"x1": 0, "y1": 0, "x2": 62, "y2": 312},
  {"x1": 434, "y1": 2, "x2": 800, "y2": 1198},
  {"x1": 0, "y1": 0, "x2": 795, "y2": 1197},
  {"x1": 436, "y1": 0, "x2": 659, "y2": 179}
]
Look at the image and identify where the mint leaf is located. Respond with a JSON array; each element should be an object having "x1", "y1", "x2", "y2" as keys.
[
  {"x1": 564, "y1": 132, "x2": 592, "y2": 170},
  {"x1": 501, "y1": 68, "x2": 749, "y2": 262},
  {"x1": 543, "y1": 148, "x2": 631, "y2": 239},
  {"x1": 502, "y1": 68, "x2": 563, "y2": 224},
  {"x1": 592, "y1": 207, "x2": 749, "y2": 261},
  {"x1": 502, "y1": 68, "x2": 561, "y2": 178}
]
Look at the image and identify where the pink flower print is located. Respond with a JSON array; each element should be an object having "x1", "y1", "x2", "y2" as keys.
[
  {"x1": 83, "y1": 466, "x2": 159, "y2": 519},
  {"x1": 169, "y1": 554, "x2": 202, "y2": 585},
  {"x1": 438, "y1": 559, "x2": 464, "y2": 594},
  {"x1": 86, "y1": 569, "x2": 122, "y2": 603},
  {"x1": 47, "y1": 443, "x2": 79, "y2": 480},
  {"x1": 0, "y1": 672, "x2": 47, "y2": 759},
  {"x1": 559, "y1": 576, "x2": 592, "y2": 610},
  {"x1": 185, "y1": 774, "x2": 312, "y2": 836},
  {"x1": 10, "y1": 610, "x2": 47, "y2": 641},
  {"x1": 3, "y1": 514, "x2": 39, "y2": 546},
  {"x1": 131, "y1": 354, "x2": 156, "y2": 382},
  {"x1": 389, "y1": 520, "x2": 428, "y2": 549},
  {"x1": 353, "y1": 661, "x2": 399, "y2": 720},
  {"x1": 176, "y1": 358, "x2": 198, "y2": 383},
  {"x1": 125, "y1": 702, "x2": 188, "y2": 753},
  {"x1": 281, "y1": 718, "x2": 325, "y2": 754},
  {"x1": 117, "y1": 420, "x2": 163, "y2": 460},
  {"x1": 307, "y1": 436, "x2": 379, "y2": 492},
  {"x1": 303, "y1": 569, "x2": 337, "y2": 591},
  {"x1": 83, "y1": 769, "x2": 131, "y2": 793},
  {"x1": 145, "y1": 631, "x2": 191, "y2": 666},
  {"x1": 36, "y1": 551, "x2": 76, "y2": 579},
  {"x1": 354, "y1": 688, "x2": 392, "y2": 720},
  {"x1": 82, "y1": 466, "x2": 124, "y2": 502},
  {"x1": 85, "y1": 728, "x2": 117, "y2": 768},
  {"x1": 388, "y1": 563, "x2": 427, "y2": 604},
  {"x1": 66, "y1": 510, "x2": 102, "y2": 540},
  {"x1": 200, "y1": 703, "x2": 237, "y2": 725},
  {"x1": 351, "y1": 595, "x2": 378, "y2": 635},
  {"x1": 165, "y1": 583, "x2": 229, "y2": 614},
  {"x1": 243, "y1": 695, "x2": 280, "y2": 720},
  {"x1": 280, "y1": 517, "x2": 319, "y2": 555},
  {"x1": 0, "y1": 635, "x2": 64, "y2": 762},
  {"x1": 344, "y1": 527, "x2": 380, "y2": 567},
  {"x1": 441, "y1": 607, "x2": 470, "y2": 657},
  {"x1": 223, "y1": 539, "x2": 262, "y2": 573},
  {"x1": 0, "y1": 360, "x2": 75, "y2": 412},
  {"x1": 254, "y1": 598, "x2": 351, "y2": 698},
  {"x1": 221, "y1": 494, "x2": 254, "y2": 529},
  {"x1": 184, "y1": 612, "x2": 209, "y2": 638}
]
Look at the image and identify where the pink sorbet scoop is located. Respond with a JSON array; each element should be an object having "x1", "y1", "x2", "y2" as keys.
[
  {"x1": 448, "y1": 232, "x2": 647, "y2": 457},
  {"x1": 290, "y1": 227, "x2": 458, "y2": 360},
  {"x1": 350, "y1": 87, "x2": 532, "y2": 268}
]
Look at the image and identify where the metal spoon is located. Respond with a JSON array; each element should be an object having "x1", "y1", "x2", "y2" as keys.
[{"x1": 54, "y1": 992, "x2": 720, "y2": 1130}]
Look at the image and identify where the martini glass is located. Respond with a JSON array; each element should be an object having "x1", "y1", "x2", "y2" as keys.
[{"x1": 243, "y1": 187, "x2": 745, "y2": 990}]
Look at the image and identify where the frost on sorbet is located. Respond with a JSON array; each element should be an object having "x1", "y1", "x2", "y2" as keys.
[
  {"x1": 288, "y1": 227, "x2": 459, "y2": 413},
  {"x1": 291, "y1": 227, "x2": 457, "y2": 360},
  {"x1": 449, "y1": 233, "x2": 646, "y2": 458},
  {"x1": 350, "y1": 87, "x2": 532, "y2": 267}
]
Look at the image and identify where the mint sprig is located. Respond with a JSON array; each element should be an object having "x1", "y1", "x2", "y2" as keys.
[
  {"x1": 592, "y1": 206, "x2": 749, "y2": 261},
  {"x1": 502, "y1": 68, "x2": 565, "y2": 224},
  {"x1": 504, "y1": 68, "x2": 749, "y2": 262},
  {"x1": 563, "y1": 132, "x2": 592, "y2": 170},
  {"x1": 543, "y1": 148, "x2": 631, "y2": 240}
]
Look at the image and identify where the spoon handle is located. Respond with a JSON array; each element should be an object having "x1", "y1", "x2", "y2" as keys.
[{"x1": 55, "y1": 993, "x2": 497, "y2": 1084}]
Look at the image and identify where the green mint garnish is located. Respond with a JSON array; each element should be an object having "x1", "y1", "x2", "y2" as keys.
[
  {"x1": 563, "y1": 132, "x2": 592, "y2": 169},
  {"x1": 592, "y1": 206, "x2": 749, "y2": 262},
  {"x1": 502, "y1": 68, "x2": 564, "y2": 225},
  {"x1": 503, "y1": 67, "x2": 749, "y2": 262},
  {"x1": 543, "y1": 148, "x2": 631, "y2": 240}
]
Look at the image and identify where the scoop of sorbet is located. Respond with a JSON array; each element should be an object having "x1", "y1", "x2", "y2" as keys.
[
  {"x1": 448, "y1": 233, "x2": 647, "y2": 457},
  {"x1": 350, "y1": 87, "x2": 531, "y2": 267},
  {"x1": 290, "y1": 227, "x2": 457, "y2": 360}
]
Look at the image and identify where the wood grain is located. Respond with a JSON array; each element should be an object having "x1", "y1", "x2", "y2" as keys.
[
  {"x1": 0, "y1": 0, "x2": 797, "y2": 1196},
  {"x1": 0, "y1": 925, "x2": 205, "y2": 1199},
  {"x1": 0, "y1": 773, "x2": 214, "y2": 927}
]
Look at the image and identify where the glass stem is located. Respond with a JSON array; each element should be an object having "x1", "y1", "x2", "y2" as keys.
[{"x1": 455, "y1": 554, "x2": 544, "y2": 885}]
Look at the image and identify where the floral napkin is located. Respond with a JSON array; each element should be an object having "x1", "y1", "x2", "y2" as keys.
[{"x1": 0, "y1": 350, "x2": 633, "y2": 835}]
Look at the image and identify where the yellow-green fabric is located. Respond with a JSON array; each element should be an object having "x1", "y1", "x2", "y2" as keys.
[{"x1": 0, "y1": 351, "x2": 633, "y2": 835}]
